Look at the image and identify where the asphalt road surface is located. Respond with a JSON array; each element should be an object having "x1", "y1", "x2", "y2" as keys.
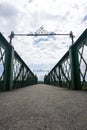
[{"x1": 0, "y1": 84, "x2": 87, "y2": 130}]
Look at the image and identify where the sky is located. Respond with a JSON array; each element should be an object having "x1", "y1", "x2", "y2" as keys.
[{"x1": 0, "y1": 0, "x2": 87, "y2": 81}]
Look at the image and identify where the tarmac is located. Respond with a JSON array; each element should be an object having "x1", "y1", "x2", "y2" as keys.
[{"x1": 0, "y1": 84, "x2": 87, "y2": 130}]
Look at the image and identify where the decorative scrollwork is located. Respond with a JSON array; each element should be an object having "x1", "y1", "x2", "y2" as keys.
[{"x1": 35, "y1": 25, "x2": 49, "y2": 34}]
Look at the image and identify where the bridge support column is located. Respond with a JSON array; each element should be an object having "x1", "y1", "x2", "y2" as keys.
[
  {"x1": 4, "y1": 46, "x2": 14, "y2": 91},
  {"x1": 69, "y1": 46, "x2": 81, "y2": 90}
]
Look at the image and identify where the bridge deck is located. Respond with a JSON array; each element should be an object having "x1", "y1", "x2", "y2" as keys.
[{"x1": 0, "y1": 84, "x2": 87, "y2": 130}]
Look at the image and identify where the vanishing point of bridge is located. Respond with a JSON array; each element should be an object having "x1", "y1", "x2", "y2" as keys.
[{"x1": 0, "y1": 29, "x2": 87, "y2": 130}]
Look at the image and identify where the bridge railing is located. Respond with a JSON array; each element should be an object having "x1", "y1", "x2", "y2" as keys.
[
  {"x1": 0, "y1": 33, "x2": 37, "y2": 91},
  {"x1": 44, "y1": 29, "x2": 87, "y2": 90},
  {"x1": 44, "y1": 51, "x2": 71, "y2": 88}
]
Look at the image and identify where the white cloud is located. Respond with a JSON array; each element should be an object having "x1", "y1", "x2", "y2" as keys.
[{"x1": 0, "y1": 0, "x2": 87, "y2": 80}]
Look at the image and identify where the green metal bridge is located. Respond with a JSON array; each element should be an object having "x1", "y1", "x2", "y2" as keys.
[{"x1": 0, "y1": 29, "x2": 87, "y2": 91}]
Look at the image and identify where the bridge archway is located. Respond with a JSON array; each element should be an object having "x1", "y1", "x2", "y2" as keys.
[{"x1": 9, "y1": 26, "x2": 74, "y2": 81}]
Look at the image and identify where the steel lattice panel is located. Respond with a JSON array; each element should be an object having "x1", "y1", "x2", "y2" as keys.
[
  {"x1": 13, "y1": 56, "x2": 34, "y2": 88},
  {"x1": 0, "y1": 47, "x2": 5, "y2": 89},
  {"x1": 23, "y1": 67, "x2": 30, "y2": 81},
  {"x1": 54, "y1": 67, "x2": 60, "y2": 86},
  {"x1": 78, "y1": 39, "x2": 87, "y2": 88},
  {"x1": 13, "y1": 57, "x2": 22, "y2": 81},
  {"x1": 13, "y1": 57, "x2": 23, "y2": 88},
  {"x1": 60, "y1": 57, "x2": 71, "y2": 88}
]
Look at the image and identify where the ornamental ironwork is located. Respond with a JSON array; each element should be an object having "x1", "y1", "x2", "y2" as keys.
[{"x1": 9, "y1": 25, "x2": 74, "y2": 45}]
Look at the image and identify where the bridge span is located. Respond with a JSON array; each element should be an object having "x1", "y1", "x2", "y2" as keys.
[
  {"x1": 0, "y1": 29, "x2": 87, "y2": 91},
  {"x1": 0, "y1": 84, "x2": 87, "y2": 130}
]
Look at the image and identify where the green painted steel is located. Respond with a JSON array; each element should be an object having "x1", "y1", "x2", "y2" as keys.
[
  {"x1": 44, "y1": 29, "x2": 87, "y2": 90},
  {"x1": 69, "y1": 46, "x2": 81, "y2": 90},
  {"x1": 4, "y1": 46, "x2": 14, "y2": 91},
  {"x1": 0, "y1": 33, "x2": 38, "y2": 91}
]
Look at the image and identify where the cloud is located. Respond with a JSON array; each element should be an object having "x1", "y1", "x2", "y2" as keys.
[
  {"x1": 0, "y1": 2, "x2": 19, "y2": 18},
  {"x1": 28, "y1": 0, "x2": 33, "y2": 3},
  {"x1": 33, "y1": 35, "x2": 56, "y2": 44},
  {"x1": 83, "y1": 15, "x2": 87, "y2": 22},
  {"x1": 0, "y1": 1, "x2": 20, "y2": 37}
]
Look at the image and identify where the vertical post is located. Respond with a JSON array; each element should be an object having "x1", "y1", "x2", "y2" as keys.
[
  {"x1": 69, "y1": 46, "x2": 81, "y2": 90},
  {"x1": 4, "y1": 46, "x2": 14, "y2": 91},
  {"x1": 51, "y1": 74, "x2": 54, "y2": 86},
  {"x1": 22, "y1": 65, "x2": 24, "y2": 87},
  {"x1": 53, "y1": 71, "x2": 56, "y2": 86},
  {"x1": 70, "y1": 31, "x2": 74, "y2": 45},
  {"x1": 9, "y1": 31, "x2": 14, "y2": 45},
  {"x1": 48, "y1": 75, "x2": 50, "y2": 85},
  {"x1": 59, "y1": 65, "x2": 62, "y2": 87},
  {"x1": 53, "y1": 69, "x2": 57, "y2": 86},
  {"x1": 50, "y1": 74, "x2": 52, "y2": 85}
]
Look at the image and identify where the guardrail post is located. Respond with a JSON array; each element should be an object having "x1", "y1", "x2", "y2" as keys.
[
  {"x1": 4, "y1": 46, "x2": 14, "y2": 91},
  {"x1": 69, "y1": 46, "x2": 81, "y2": 90},
  {"x1": 47, "y1": 76, "x2": 50, "y2": 85},
  {"x1": 59, "y1": 65, "x2": 62, "y2": 87}
]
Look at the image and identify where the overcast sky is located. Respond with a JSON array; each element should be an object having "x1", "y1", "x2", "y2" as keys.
[{"x1": 0, "y1": 0, "x2": 87, "y2": 80}]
